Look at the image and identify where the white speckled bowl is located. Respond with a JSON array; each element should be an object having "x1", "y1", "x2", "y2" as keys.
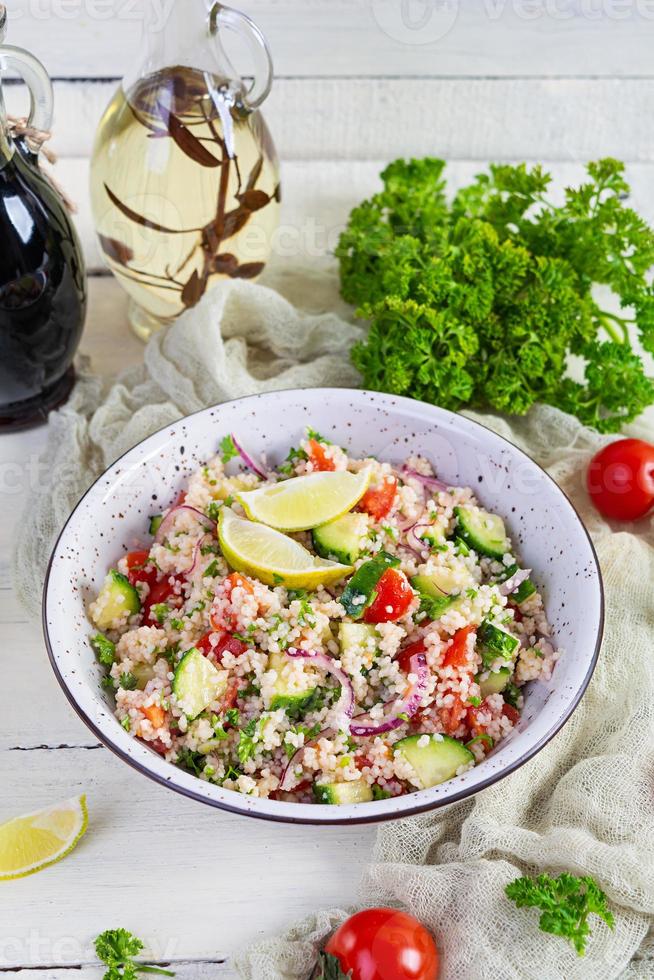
[{"x1": 43, "y1": 389, "x2": 603, "y2": 825}]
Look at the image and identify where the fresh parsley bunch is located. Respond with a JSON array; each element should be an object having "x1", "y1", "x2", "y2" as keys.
[
  {"x1": 506, "y1": 872, "x2": 615, "y2": 956},
  {"x1": 337, "y1": 157, "x2": 654, "y2": 432}
]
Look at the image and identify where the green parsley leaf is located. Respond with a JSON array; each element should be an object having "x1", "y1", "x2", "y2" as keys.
[
  {"x1": 338, "y1": 157, "x2": 654, "y2": 433},
  {"x1": 94, "y1": 929, "x2": 174, "y2": 980},
  {"x1": 372, "y1": 784, "x2": 391, "y2": 801},
  {"x1": 203, "y1": 559, "x2": 221, "y2": 579},
  {"x1": 91, "y1": 633, "x2": 116, "y2": 667},
  {"x1": 119, "y1": 672, "x2": 138, "y2": 691},
  {"x1": 219, "y1": 434, "x2": 239, "y2": 463},
  {"x1": 505, "y1": 872, "x2": 615, "y2": 956}
]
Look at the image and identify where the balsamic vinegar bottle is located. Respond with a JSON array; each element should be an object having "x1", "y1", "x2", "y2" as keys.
[{"x1": 0, "y1": 5, "x2": 86, "y2": 430}]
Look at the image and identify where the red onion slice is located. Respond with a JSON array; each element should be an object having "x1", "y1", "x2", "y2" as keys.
[
  {"x1": 403, "y1": 522, "x2": 434, "y2": 559},
  {"x1": 230, "y1": 433, "x2": 269, "y2": 480},
  {"x1": 499, "y1": 568, "x2": 532, "y2": 597},
  {"x1": 155, "y1": 504, "x2": 216, "y2": 545},
  {"x1": 401, "y1": 466, "x2": 450, "y2": 494},
  {"x1": 286, "y1": 648, "x2": 355, "y2": 721},
  {"x1": 349, "y1": 652, "x2": 429, "y2": 737},
  {"x1": 279, "y1": 726, "x2": 336, "y2": 792},
  {"x1": 182, "y1": 532, "x2": 215, "y2": 577}
]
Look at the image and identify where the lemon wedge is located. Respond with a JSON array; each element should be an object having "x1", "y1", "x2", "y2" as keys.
[
  {"x1": 0, "y1": 795, "x2": 88, "y2": 880},
  {"x1": 235, "y1": 469, "x2": 370, "y2": 532},
  {"x1": 219, "y1": 508, "x2": 352, "y2": 589}
]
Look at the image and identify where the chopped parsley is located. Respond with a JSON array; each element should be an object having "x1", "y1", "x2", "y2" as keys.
[
  {"x1": 219, "y1": 434, "x2": 239, "y2": 463},
  {"x1": 203, "y1": 559, "x2": 221, "y2": 578},
  {"x1": 91, "y1": 633, "x2": 116, "y2": 667},
  {"x1": 372, "y1": 785, "x2": 391, "y2": 801},
  {"x1": 119, "y1": 672, "x2": 138, "y2": 691}
]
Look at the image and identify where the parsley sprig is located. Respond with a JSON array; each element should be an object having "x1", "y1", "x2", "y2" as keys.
[
  {"x1": 94, "y1": 929, "x2": 175, "y2": 980},
  {"x1": 505, "y1": 872, "x2": 614, "y2": 956},
  {"x1": 338, "y1": 157, "x2": 654, "y2": 433}
]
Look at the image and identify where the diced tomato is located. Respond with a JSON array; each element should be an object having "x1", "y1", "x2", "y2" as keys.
[
  {"x1": 196, "y1": 630, "x2": 249, "y2": 665},
  {"x1": 223, "y1": 679, "x2": 239, "y2": 710},
  {"x1": 141, "y1": 703, "x2": 165, "y2": 728},
  {"x1": 359, "y1": 476, "x2": 398, "y2": 521},
  {"x1": 396, "y1": 639, "x2": 426, "y2": 674},
  {"x1": 363, "y1": 568, "x2": 414, "y2": 624},
  {"x1": 143, "y1": 575, "x2": 183, "y2": 625},
  {"x1": 442, "y1": 625, "x2": 476, "y2": 669},
  {"x1": 144, "y1": 737, "x2": 169, "y2": 756},
  {"x1": 467, "y1": 699, "x2": 490, "y2": 737},
  {"x1": 503, "y1": 703, "x2": 521, "y2": 725},
  {"x1": 174, "y1": 490, "x2": 187, "y2": 507},
  {"x1": 225, "y1": 572, "x2": 254, "y2": 595},
  {"x1": 307, "y1": 438, "x2": 336, "y2": 472},
  {"x1": 125, "y1": 550, "x2": 158, "y2": 589},
  {"x1": 355, "y1": 755, "x2": 375, "y2": 772},
  {"x1": 510, "y1": 605, "x2": 524, "y2": 623},
  {"x1": 438, "y1": 694, "x2": 468, "y2": 736}
]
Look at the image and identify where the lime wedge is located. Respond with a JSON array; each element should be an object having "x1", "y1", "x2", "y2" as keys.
[
  {"x1": 0, "y1": 795, "x2": 88, "y2": 880},
  {"x1": 219, "y1": 508, "x2": 352, "y2": 589},
  {"x1": 235, "y1": 469, "x2": 371, "y2": 532}
]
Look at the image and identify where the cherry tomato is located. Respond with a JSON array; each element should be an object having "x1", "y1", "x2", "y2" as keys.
[
  {"x1": 307, "y1": 438, "x2": 336, "y2": 472},
  {"x1": 359, "y1": 476, "x2": 398, "y2": 521},
  {"x1": 395, "y1": 640, "x2": 426, "y2": 674},
  {"x1": 324, "y1": 908, "x2": 439, "y2": 980},
  {"x1": 467, "y1": 698, "x2": 491, "y2": 737},
  {"x1": 124, "y1": 550, "x2": 157, "y2": 589},
  {"x1": 363, "y1": 568, "x2": 414, "y2": 623},
  {"x1": 441, "y1": 625, "x2": 475, "y2": 669},
  {"x1": 587, "y1": 438, "x2": 654, "y2": 521}
]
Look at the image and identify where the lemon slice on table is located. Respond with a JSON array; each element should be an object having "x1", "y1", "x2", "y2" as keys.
[
  {"x1": 0, "y1": 795, "x2": 88, "y2": 880},
  {"x1": 219, "y1": 508, "x2": 352, "y2": 589},
  {"x1": 235, "y1": 469, "x2": 371, "y2": 532}
]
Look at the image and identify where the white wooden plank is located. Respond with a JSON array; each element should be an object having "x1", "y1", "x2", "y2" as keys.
[
  {"x1": 5, "y1": 0, "x2": 654, "y2": 80},
  {"x1": 4, "y1": 77, "x2": 654, "y2": 162},
  {"x1": 31, "y1": 157, "x2": 654, "y2": 273},
  {"x1": 6, "y1": 965, "x2": 235, "y2": 980},
  {"x1": 0, "y1": 746, "x2": 369, "y2": 967}
]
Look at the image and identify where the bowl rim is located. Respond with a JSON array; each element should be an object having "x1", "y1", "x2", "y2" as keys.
[{"x1": 42, "y1": 388, "x2": 604, "y2": 826}]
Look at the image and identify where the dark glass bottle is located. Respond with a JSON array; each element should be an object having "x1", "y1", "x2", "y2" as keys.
[{"x1": 0, "y1": 7, "x2": 86, "y2": 430}]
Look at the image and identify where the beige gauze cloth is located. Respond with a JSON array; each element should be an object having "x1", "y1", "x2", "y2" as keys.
[{"x1": 13, "y1": 262, "x2": 654, "y2": 980}]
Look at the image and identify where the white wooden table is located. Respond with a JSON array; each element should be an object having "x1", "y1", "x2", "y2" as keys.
[{"x1": 1, "y1": 3, "x2": 654, "y2": 977}]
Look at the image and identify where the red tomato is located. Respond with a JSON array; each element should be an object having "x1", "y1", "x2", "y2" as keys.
[
  {"x1": 124, "y1": 550, "x2": 157, "y2": 589},
  {"x1": 442, "y1": 625, "x2": 475, "y2": 669},
  {"x1": 363, "y1": 568, "x2": 414, "y2": 624},
  {"x1": 396, "y1": 640, "x2": 426, "y2": 674},
  {"x1": 359, "y1": 476, "x2": 398, "y2": 521},
  {"x1": 467, "y1": 698, "x2": 491, "y2": 737},
  {"x1": 324, "y1": 908, "x2": 439, "y2": 980},
  {"x1": 307, "y1": 438, "x2": 336, "y2": 472},
  {"x1": 587, "y1": 438, "x2": 654, "y2": 521},
  {"x1": 502, "y1": 703, "x2": 521, "y2": 725},
  {"x1": 196, "y1": 631, "x2": 249, "y2": 663},
  {"x1": 438, "y1": 694, "x2": 467, "y2": 736},
  {"x1": 223, "y1": 679, "x2": 239, "y2": 710},
  {"x1": 143, "y1": 576, "x2": 183, "y2": 625}
]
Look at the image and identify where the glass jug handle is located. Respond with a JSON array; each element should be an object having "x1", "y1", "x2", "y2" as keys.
[
  {"x1": 0, "y1": 6, "x2": 54, "y2": 153},
  {"x1": 209, "y1": 2, "x2": 273, "y2": 111}
]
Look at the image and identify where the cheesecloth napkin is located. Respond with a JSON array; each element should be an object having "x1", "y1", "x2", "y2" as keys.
[{"x1": 13, "y1": 261, "x2": 654, "y2": 980}]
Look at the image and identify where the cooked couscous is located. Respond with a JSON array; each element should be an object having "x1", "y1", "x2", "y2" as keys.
[{"x1": 88, "y1": 429, "x2": 559, "y2": 805}]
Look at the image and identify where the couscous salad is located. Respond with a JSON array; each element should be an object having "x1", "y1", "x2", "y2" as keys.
[{"x1": 88, "y1": 430, "x2": 559, "y2": 805}]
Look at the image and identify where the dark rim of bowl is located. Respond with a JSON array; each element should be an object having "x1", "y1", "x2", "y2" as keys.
[{"x1": 42, "y1": 388, "x2": 605, "y2": 826}]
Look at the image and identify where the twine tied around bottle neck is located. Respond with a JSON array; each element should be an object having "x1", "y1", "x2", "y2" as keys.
[{"x1": 6, "y1": 114, "x2": 77, "y2": 213}]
